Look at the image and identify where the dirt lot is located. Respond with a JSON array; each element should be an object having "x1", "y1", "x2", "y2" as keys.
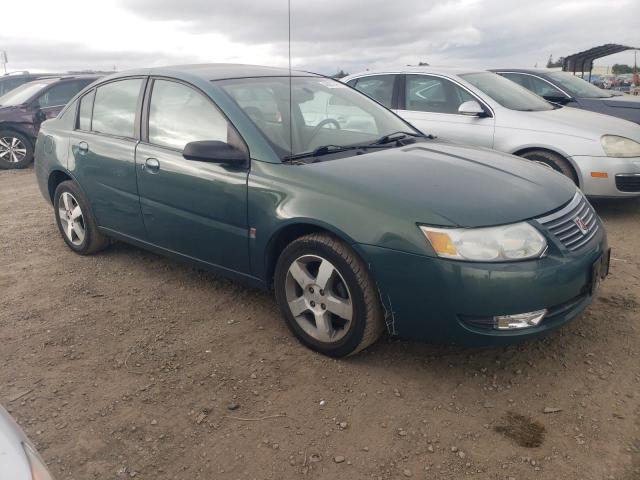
[{"x1": 1, "y1": 168, "x2": 639, "y2": 480}]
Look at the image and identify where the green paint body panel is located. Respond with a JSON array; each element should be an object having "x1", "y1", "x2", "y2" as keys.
[{"x1": 33, "y1": 65, "x2": 608, "y2": 346}]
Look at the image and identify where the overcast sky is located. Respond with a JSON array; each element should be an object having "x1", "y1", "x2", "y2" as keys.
[{"x1": 1, "y1": 0, "x2": 638, "y2": 75}]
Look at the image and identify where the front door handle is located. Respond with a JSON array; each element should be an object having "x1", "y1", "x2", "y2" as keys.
[
  {"x1": 77, "y1": 141, "x2": 89, "y2": 154},
  {"x1": 144, "y1": 157, "x2": 160, "y2": 173}
]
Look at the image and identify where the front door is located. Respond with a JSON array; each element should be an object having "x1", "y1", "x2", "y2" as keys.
[
  {"x1": 135, "y1": 79, "x2": 250, "y2": 273},
  {"x1": 396, "y1": 74, "x2": 495, "y2": 148}
]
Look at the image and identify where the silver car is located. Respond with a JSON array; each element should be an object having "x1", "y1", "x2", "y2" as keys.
[
  {"x1": 343, "y1": 67, "x2": 640, "y2": 197},
  {"x1": 0, "y1": 405, "x2": 53, "y2": 480}
]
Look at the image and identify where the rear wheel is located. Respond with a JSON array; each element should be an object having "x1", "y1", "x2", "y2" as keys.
[
  {"x1": 0, "y1": 131, "x2": 33, "y2": 169},
  {"x1": 274, "y1": 233, "x2": 384, "y2": 357},
  {"x1": 53, "y1": 181, "x2": 110, "y2": 255},
  {"x1": 519, "y1": 149, "x2": 578, "y2": 184}
]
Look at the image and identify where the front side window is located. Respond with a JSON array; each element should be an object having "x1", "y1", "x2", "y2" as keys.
[
  {"x1": 501, "y1": 73, "x2": 564, "y2": 98},
  {"x1": 148, "y1": 80, "x2": 229, "y2": 150},
  {"x1": 36, "y1": 80, "x2": 91, "y2": 108},
  {"x1": 547, "y1": 71, "x2": 613, "y2": 98},
  {"x1": 461, "y1": 72, "x2": 554, "y2": 111},
  {"x1": 92, "y1": 79, "x2": 143, "y2": 138},
  {"x1": 219, "y1": 76, "x2": 414, "y2": 158},
  {"x1": 352, "y1": 75, "x2": 395, "y2": 108},
  {"x1": 405, "y1": 75, "x2": 476, "y2": 114}
]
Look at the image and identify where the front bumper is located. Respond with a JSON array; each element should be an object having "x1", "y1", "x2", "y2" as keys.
[
  {"x1": 572, "y1": 155, "x2": 640, "y2": 197},
  {"x1": 357, "y1": 226, "x2": 608, "y2": 346}
]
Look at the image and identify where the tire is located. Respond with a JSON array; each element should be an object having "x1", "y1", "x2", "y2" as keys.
[
  {"x1": 0, "y1": 130, "x2": 34, "y2": 169},
  {"x1": 519, "y1": 150, "x2": 578, "y2": 184},
  {"x1": 53, "y1": 180, "x2": 110, "y2": 255},
  {"x1": 274, "y1": 232, "x2": 384, "y2": 357}
]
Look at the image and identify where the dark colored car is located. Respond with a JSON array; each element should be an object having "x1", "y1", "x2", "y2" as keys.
[
  {"x1": 34, "y1": 64, "x2": 609, "y2": 357},
  {"x1": 492, "y1": 69, "x2": 640, "y2": 125},
  {"x1": 0, "y1": 75, "x2": 100, "y2": 169}
]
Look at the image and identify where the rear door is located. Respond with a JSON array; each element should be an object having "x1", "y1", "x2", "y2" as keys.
[
  {"x1": 395, "y1": 74, "x2": 495, "y2": 148},
  {"x1": 135, "y1": 78, "x2": 250, "y2": 273},
  {"x1": 69, "y1": 77, "x2": 147, "y2": 239}
]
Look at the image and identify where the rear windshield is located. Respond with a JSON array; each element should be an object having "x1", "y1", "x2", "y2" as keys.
[{"x1": 461, "y1": 72, "x2": 554, "y2": 111}]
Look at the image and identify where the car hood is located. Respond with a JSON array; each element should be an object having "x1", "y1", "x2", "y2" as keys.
[
  {"x1": 517, "y1": 106, "x2": 640, "y2": 142},
  {"x1": 307, "y1": 140, "x2": 576, "y2": 228}
]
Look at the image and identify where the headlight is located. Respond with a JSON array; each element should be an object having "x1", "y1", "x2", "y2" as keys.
[
  {"x1": 601, "y1": 135, "x2": 640, "y2": 158},
  {"x1": 420, "y1": 222, "x2": 547, "y2": 262},
  {"x1": 22, "y1": 442, "x2": 53, "y2": 480}
]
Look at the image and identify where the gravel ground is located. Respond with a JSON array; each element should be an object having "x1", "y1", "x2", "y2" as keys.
[{"x1": 1, "y1": 168, "x2": 639, "y2": 480}]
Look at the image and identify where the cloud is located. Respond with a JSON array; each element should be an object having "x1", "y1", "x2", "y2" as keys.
[{"x1": 1, "y1": 0, "x2": 638, "y2": 75}]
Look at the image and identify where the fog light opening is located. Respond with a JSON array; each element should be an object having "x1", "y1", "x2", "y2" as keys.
[{"x1": 494, "y1": 309, "x2": 547, "y2": 330}]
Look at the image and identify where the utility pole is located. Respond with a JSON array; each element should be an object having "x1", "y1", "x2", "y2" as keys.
[{"x1": 0, "y1": 51, "x2": 7, "y2": 74}]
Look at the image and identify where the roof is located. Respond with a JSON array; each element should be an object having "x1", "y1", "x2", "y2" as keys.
[
  {"x1": 146, "y1": 63, "x2": 319, "y2": 81},
  {"x1": 489, "y1": 68, "x2": 561, "y2": 74},
  {"x1": 562, "y1": 44, "x2": 638, "y2": 73},
  {"x1": 344, "y1": 65, "x2": 484, "y2": 80}
]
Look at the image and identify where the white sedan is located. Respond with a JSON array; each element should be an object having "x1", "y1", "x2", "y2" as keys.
[{"x1": 343, "y1": 67, "x2": 640, "y2": 197}]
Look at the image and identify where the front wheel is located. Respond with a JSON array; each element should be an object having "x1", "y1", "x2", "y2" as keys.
[
  {"x1": 274, "y1": 233, "x2": 384, "y2": 357},
  {"x1": 519, "y1": 150, "x2": 578, "y2": 184},
  {"x1": 0, "y1": 131, "x2": 33, "y2": 169}
]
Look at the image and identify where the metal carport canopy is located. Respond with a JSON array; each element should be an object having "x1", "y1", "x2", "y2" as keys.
[{"x1": 562, "y1": 44, "x2": 638, "y2": 74}]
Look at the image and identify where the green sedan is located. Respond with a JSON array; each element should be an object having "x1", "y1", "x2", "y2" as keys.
[{"x1": 34, "y1": 64, "x2": 610, "y2": 357}]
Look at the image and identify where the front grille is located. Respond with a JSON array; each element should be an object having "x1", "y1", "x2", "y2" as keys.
[
  {"x1": 615, "y1": 174, "x2": 640, "y2": 193},
  {"x1": 535, "y1": 192, "x2": 600, "y2": 252}
]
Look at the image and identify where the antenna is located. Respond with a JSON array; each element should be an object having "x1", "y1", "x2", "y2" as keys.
[{"x1": 288, "y1": 0, "x2": 293, "y2": 157}]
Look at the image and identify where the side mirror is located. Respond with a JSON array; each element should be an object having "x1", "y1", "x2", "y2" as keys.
[
  {"x1": 34, "y1": 109, "x2": 47, "y2": 122},
  {"x1": 458, "y1": 100, "x2": 485, "y2": 116},
  {"x1": 182, "y1": 141, "x2": 248, "y2": 166}
]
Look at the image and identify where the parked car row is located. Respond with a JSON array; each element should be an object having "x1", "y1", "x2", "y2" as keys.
[
  {"x1": 344, "y1": 67, "x2": 640, "y2": 197},
  {"x1": 33, "y1": 64, "x2": 613, "y2": 358}
]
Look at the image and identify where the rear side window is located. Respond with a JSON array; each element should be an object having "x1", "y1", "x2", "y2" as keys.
[
  {"x1": 92, "y1": 79, "x2": 143, "y2": 138},
  {"x1": 148, "y1": 79, "x2": 229, "y2": 150},
  {"x1": 78, "y1": 90, "x2": 95, "y2": 131},
  {"x1": 352, "y1": 75, "x2": 395, "y2": 108}
]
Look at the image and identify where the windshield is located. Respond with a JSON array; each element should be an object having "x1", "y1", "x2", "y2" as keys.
[
  {"x1": 461, "y1": 72, "x2": 554, "y2": 111},
  {"x1": 218, "y1": 76, "x2": 416, "y2": 158},
  {"x1": 0, "y1": 81, "x2": 50, "y2": 106},
  {"x1": 547, "y1": 71, "x2": 613, "y2": 98}
]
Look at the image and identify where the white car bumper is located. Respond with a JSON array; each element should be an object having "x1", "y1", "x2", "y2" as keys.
[{"x1": 572, "y1": 155, "x2": 640, "y2": 197}]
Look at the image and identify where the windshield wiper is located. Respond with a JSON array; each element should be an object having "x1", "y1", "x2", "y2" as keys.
[
  {"x1": 372, "y1": 131, "x2": 430, "y2": 145},
  {"x1": 283, "y1": 143, "x2": 393, "y2": 162}
]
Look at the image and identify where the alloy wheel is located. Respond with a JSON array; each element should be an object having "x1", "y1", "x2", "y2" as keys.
[
  {"x1": 0, "y1": 136, "x2": 27, "y2": 164},
  {"x1": 58, "y1": 192, "x2": 86, "y2": 246},
  {"x1": 284, "y1": 254, "x2": 353, "y2": 343}
]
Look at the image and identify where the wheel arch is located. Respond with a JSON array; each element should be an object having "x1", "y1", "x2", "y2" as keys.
[
  {"x1": 47, "y1": 169, "x2": 74, "y2": 203},
  {"x1": 262, "y1": 220, "x2": 365, "y2": 289},
  {"x1": 0, "y1": 122, "x2": 34, "y2": 145},
  {"x1": 511, "y1": 146, "x2": 582, "y2": 187}
]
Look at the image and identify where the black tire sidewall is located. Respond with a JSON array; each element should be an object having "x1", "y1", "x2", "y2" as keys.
[
  {"x1": 521, "y1": 151, "x2": 577, "y2": 184},
  {"x1": 274, "y1": 238, "x2": 369, "y2": 357},
  {"x1": 0, "y1": 130, "x2": 34, "y2": 169},
  {"x1": 53, "y1": 181, "x2": 93, "y2": 253}
]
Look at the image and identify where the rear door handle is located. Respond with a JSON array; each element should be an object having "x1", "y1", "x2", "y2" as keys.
[
  {"x1": 77, "y1": 141, "x2": 89, "y2": 154},
  {"x1": 144, "y1": 157, "x2": 160, "y2": 173}
]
